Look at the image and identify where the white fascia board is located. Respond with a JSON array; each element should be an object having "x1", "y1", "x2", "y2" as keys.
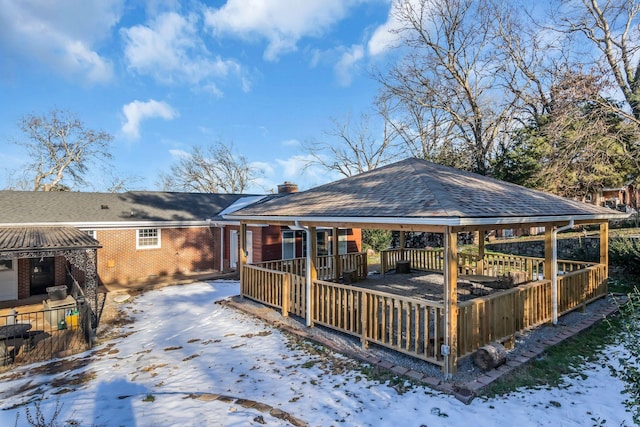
[
  {"x1": 0, "y1": 220, "x2": 240, "y2": 229},
  {"x1": 224, "y1": 213, "x2": 625, "y2": 226}
]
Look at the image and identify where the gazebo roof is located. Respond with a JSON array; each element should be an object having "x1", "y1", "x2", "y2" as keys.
[{"x1": 227, "y1": 158, "x2": 626, "y2": 227}]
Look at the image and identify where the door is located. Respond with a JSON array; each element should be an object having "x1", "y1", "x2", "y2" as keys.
[
  {"x1": 30, "y1": 257, "x2": 55, "y2": 296},
  {"x1": 246, "y1": 230, "x2": 253, "y2": 264},
  {"x1": 0, "y1": 259, "x2": 18, "y2": 301},
  {"x1": 230, "y1": 230, "x2": 238, "y2": 269}
]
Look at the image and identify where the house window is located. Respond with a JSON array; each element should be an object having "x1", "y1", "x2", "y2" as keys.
[
  {"x1": 338, "y1": 229, "x2": 348, "y2": 255},
  {"x1": 0, "y1": 259, "x2": 13, "y2": 271},
  {"x1": 137, "y1": 228, "x2": 161, "y2": 249},
  {"x1": 282, "y1": 231, "x2": 295, "y2": 259},
  {"x1": 85, "y1": 230, "x2": 97, "y2": 239}
]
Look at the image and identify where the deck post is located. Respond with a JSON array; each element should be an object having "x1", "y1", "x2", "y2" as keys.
[
  {"x1": 477, "y1": 233, "x2": 485, "y2": 275},
  {"x1": 600, "y1": 221, "x2": 609, "y2": 281},
  {"x1": 399, "y1": 231, "x2": 406, "y2": 258},
  {"x1": 307, "y1": 226, "x2": 318, "y2": 327},
  {"x1": 544, "y1": 227, "x2": 553, "y2": 281},
  {"x1": 333, "y1": 227, "x2": 340, "y2": 282},
  {"x1": 443, "y1": 227, "x2": 458, "y2": 376}
]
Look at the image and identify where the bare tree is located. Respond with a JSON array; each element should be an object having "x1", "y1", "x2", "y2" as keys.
[
  {"x1": 13, "y1": 109, "x2": 113, "y2": 191},
  {"x1": 557, "y1": 0, "x2": 640, "y2": 125},
  {"x1": 377, "y1": 0, "x2": 520, "y2": 174},
  {"x1": 159, "y1": 142, "x2": 261, "y2": 193},
  {"x1": 303, "y1": 112, "x2": 398, "y2": 177}
]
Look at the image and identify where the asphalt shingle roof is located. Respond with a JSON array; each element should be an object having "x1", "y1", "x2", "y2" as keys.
[
  {"x1": 229, "y1": 158, "x2": 623, "y2": 221},
  {"x1": 0, "y1": 191, "x2": 251, "y2": 224}
]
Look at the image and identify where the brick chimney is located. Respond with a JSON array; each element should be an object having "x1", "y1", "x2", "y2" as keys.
[{"x1": 277, "y1": 181, "x2": 298, "y2": 194}]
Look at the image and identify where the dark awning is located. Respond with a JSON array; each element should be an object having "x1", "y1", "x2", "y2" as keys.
[{"x1": 0, "y1": 226, "x2": 101, "y2": 253}]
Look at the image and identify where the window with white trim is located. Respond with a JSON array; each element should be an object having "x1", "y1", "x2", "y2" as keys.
[
  {"x1": 137, "y1": 228, "x2": 161, "y2": 249},
  {"x1": 0, "y1": 259, "x2": 13, "y2": 271},
  {"x1": 85, "y1": 230, "x2": 97, "y2": 239}
]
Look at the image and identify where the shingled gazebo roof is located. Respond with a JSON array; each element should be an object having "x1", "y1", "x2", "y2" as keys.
[{"x1": 227, "y1": 158, "x2": 625, "y2": 226}]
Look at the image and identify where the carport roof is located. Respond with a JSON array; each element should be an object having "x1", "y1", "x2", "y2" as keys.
[
  {"x1": 0, "y1": 226, "x2": 101, "y2": 253},
  {"x1": 226, "y1": 158, "x2": 627, "y2": 226}
]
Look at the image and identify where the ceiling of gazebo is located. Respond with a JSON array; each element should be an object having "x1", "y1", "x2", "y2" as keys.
[{"x1": 226, "y1": 158, "x2": 627, "y2": 227}]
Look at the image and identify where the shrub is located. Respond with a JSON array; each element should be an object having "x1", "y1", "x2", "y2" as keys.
[
  {"x1": 609, "y1": 237, "x2": 640, "y2": 274},
  {"x1": 362, "y1": 229, "x2": 392, "y2": 252},
  {"x1": 608, "y1": 288, "x2": 640, "y2": 424}
]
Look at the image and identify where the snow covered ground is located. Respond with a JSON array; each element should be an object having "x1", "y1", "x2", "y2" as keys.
[{"x1": 0, "y1": 280, "x2": 634, "y2": 426}]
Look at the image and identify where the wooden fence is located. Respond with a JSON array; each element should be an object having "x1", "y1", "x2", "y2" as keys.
[
  {"x1": 312, "y1": 279, "x2": 445, "y2": 365},
  {"x1": 457, "y1": 263, "x2": 608, "y2": 357},
  {"x1": 243, "y1": 253, "x2": 607, "y2": 365},
  {"x1": 252, "y1": 252, "x2": 368, "y2": 282},
  {"x1": 382, "y1": 249, "x2": 597, "y2": 281}
]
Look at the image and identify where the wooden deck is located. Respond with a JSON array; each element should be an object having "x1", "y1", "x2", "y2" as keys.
[
  {"x1": 241, "y1": 249, "x2": 609, "y2": 370},
  {"x1": 349, "y1": 270, "x2": 520, "y2": 303}
]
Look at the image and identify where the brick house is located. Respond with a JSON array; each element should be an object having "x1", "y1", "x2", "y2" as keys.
[{"x1": 0, "y1": 189, "x2": 362, "y2": 303}]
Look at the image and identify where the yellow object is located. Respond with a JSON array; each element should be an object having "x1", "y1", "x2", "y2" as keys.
[{"x1": 65, "y1": 313, "x2": 79, "y2": 330}]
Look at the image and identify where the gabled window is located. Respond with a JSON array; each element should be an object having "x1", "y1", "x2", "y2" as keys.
[{"x1": 137, "y1": 228, "x2": 161, "y2": 249}]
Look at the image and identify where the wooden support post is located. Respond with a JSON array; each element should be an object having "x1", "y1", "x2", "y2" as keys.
[
  {"x1": 444, "y1": 227, "x2": 458, "y2": 376},
  {"x1": 399, "y1": 231, "x2": 406, "y2": 257},
  {"x1": 600, "y1": 222, "x2": 609, "y2": 280},
  {"x1": 333, "y1": 227, "x2": 340, "y2": 282},
  {"x1": 544, "y1": 226, "x2": 553, "y2": 281},
  {"x1": 308, "y1": 226, "x2": 318, "y2": 327},
  {"x1": 360, "y1": 292, "x2": 369, "y2": 348},
  {"x1": 477, "y1": 232, "x2": 485, "y2": 275},
  {"x1": 282, "y1": 273, "x2": 290, "y2": 317}
]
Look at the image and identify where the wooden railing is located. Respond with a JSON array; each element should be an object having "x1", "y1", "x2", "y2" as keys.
[
  {"x1": 252, "y1": 257, "x2": 306, "y2": 277},
  {"x1": 252, "y1": 252, "x2": 368, "y2": 282},
  {"x1": 457, "y1": 280, "x2": 552, "y2": 357},
  {"x1": 242, "y1": 265, "x2": 291, "y2": 316},
  {"x1": 246, "y1": 251, "x2": 607, "y2": 366},
  {"x1": 558, "y1": 263, "x2": 607, "y2": 315},
  {"x1": 380, "y1": 248, "x2": 444, "y2": 273},
  {"x1": 312, "y1": 279, "x2": 445, "y2": 366},
  {"x1": 381, "y1": 248, "x2": 597, "y2": 282},
  {"x1": 457, "y1": 263, "x2": 607, "y2": 357}
]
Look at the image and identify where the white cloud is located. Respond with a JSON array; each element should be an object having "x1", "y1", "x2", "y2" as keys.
[
  {"x1": 335, "y1": 45, "x2": 365, "y2": 86},
  {"x1": 367, "y1": 0, "x2": 404, "y2": 56},
  {"x1": 121, "y1": 11, "x2": 245, "y2": 89},
  {"x1": 204, "y1": 0, "x2": 360, "y2": 61},
  {"x1": 281, "y1": 139, "x2": 300, "y2": 147},
  {"x1": 168, "y1": 148, "x2": 190, "y2": 158},
  {"x1": 0, "y1": 0, "x2": 120, "y2": 83},
  {"x1": 121, "y1": 99, "x2": 179, "y2": 139}
]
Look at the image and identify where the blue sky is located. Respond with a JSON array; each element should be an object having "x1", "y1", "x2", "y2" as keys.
[{"x1": 0, "y1": 0, "x2": 403, "y2": 194}]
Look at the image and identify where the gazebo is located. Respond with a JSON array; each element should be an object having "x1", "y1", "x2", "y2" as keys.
[{"x1": 225, "y1": 158, "x2": 626, "y2": 376}]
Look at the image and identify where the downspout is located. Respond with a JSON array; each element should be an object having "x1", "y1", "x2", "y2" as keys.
[
  {"x1": 552, "y1": 220, "x2": 574, "y2": 325},
  {"x1": 295, "y1": 220, "x2": 313, "y2": 327}
]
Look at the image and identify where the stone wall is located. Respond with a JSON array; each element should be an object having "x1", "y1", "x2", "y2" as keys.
[{"x1": 486, "y1": 236, "x2": 601, "y2": 262}]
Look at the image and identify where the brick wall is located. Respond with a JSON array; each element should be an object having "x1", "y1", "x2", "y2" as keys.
[
  {"x1": 17, "y1": 258, "x2": 29, "y2": 299},
  {"x1": 96, "y1": 226, "x2": 218, "y2": 285}
]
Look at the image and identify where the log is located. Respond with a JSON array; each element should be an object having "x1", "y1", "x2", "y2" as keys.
[
  {"x1": 473, "y1": 342, "x2": 507, "y2": 371},
  {"x1": 396, "y1": 259, "x2": 411, "y2": 274}
]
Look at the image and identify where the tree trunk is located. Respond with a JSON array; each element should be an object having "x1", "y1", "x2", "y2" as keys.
[{"x1": 473, "y1": 342, "x2": 507, "y2": 371}]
